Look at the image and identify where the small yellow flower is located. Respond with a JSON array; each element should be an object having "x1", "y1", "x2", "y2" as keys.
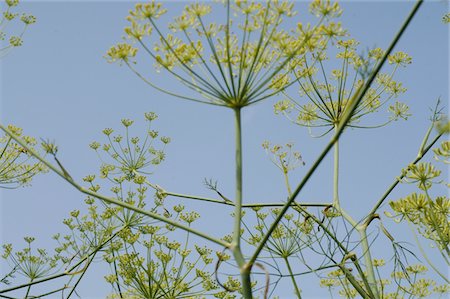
[
  {"x1": 186, "y1": 3, "x2": 211, "y2": 17},
  {"x1": 9, "y1": 36, "x2": 23, "y2": 47},
  {"x1": 129, "y1": 2, "x2": 167, "y2": 20},
  {"x1": 443, "y1": 13, "x2": 450, "y2": 24},
  {"x1": 373, "y1": 258, "x2": 385, "y2": 267},
  {"x1": 388, "y1": 51, "x2": 412, "y2": 67},
  {"x1": 106, "y1": 43, "x2": 138, "y2": 63},
  {"x1": 309, "y1": 0, "x2": 342, "y2": 18}
]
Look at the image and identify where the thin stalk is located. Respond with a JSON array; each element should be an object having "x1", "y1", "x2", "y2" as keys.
[
  {"x1": 146, "y1": 18, "x2": 224, "y2": 98},
  {"x1": 366, "y1": 132, "x2": 442, "y2": 217},
  {"x1": 283, "y1": 257, "x2": 302, "y2": 298},
  {"x1": 24, "y1": 280, "x2": 32, "y2": 299},
  {"x1": 283, "y1": 170, "x2": 292, "y2": 196},
  {"x1": 145, "y1": 179, "x2": 329, "y2": 207},
  {"x1": 225, "y1": 0, "x2": 237, "y2": 99},
  {"x1": 112, "y1": 252, "x2": 123, "y2": 298},
  {"x1": 65, "y1": 253, "x2": 96, "y2": 299},
  {"x1": 167, "y1": 191, "x2": 330, "y2": 208},
  {"x1": 125, "y1": 61, "x2": 223, "y2": 106},
  {"x1": 417, "y1": 98, "x2": 441, "y2": 157},
  {"x1": 196, "y1": 15, "x2": 233, "y2": 97},
  {"x1": 28, "y1": 286, "x2": 68, "y2": 298}
]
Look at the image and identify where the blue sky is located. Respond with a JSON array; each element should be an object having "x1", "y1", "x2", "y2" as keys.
[{"x1": 1, "y1": 1, "x2": 448, "y2": 298}]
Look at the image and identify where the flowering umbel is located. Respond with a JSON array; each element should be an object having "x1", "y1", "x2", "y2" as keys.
[
  {"x1": 89, "y1": 112, "x2": 170, "y2": 181},
  {"x1": 107, "y1": 0, "x2": 344, "y2": 108},
  {"x1": 0, "y1": 125, "x2": 46, "y2": 188},
  {"x1": 273, "y1": 38, "x2": 412, "y2": 136}
]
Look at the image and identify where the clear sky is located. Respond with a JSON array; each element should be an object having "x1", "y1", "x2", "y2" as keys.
[{"x1": 1, "y1": 0, "x2": 448, "y2": 298}]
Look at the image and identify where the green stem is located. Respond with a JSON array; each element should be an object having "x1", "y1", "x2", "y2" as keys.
[
  {"x1": 333, "y1": 135, "x2": 339, "y2": 208},
  {"x1": 357, "y1": 227, "x2": 380, "y2": 299},
  {"x1": 65, "y1": 253, "x2": 96, "y2": 299},
  {"x1": 24, "y1": 280, "x2": 32, "y2": 299},
  {"x1": 239, "y1": 265, "x2": 253, "y2": 299},
  {"x1": 28, "y1": 286, "x2": 68, "y2": 298},
  {"x1": 232, "y1": 107, "x2": 253, "y2": 298},
  {"x1": 283, "y1": 257, "x2": 302, "y2": 298},
  {"x1": 283, "y1": 170, "x2": 292, "y2": 196},
  {"x1": 366, "y1": 132, "x2": 442, "y2": 217},
  {"x1": 332, "y1": 129, "x2": 357, "y2": 227},
  {"x1": 111, "y1": 252, "x2": 123, "y2": 298},
  {"x1": 233, "y1": 107, "x2": 243, "y2": 246},
  {"x1": 143, "y1": 175, "x2": 330, "y2": 207}
]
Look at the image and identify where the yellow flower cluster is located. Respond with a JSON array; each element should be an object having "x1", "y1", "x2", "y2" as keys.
[
  {"x1": 0, "y1": 125, "x2": 47, "y2": 188},
  {"x1": 273, "y1": 34, "x2": 411, "y2": 134},
  {"x1": 107, "y1": 0, "x2": 344, "y2": 108}
]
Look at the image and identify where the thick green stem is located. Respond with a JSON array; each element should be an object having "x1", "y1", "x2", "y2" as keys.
[
  {"x1": 357, "y1": 227, "x2": 380, "y2": 299},
  {"x1": 284, "y1": 257, "x2": 302, "y2": 298},
  {"x1": 332, "y1": 129, "x2": 357, "y2": 226},
  {"x1": 238, "y1": 264, "x2": 253, "y2": 299},
  {"x1": 233, "y1": 107, "x2": 243, "y2": 246},
  {"x1": 333, "y1": 138, "x2": 339, "y2": 208},
  {"x1": 232, "y1": 107, "x2": 253, "y2": 298}
]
